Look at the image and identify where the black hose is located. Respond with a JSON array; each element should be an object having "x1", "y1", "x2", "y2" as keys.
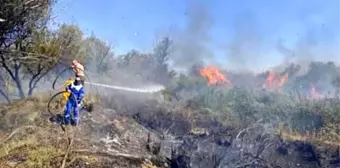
[
  {"x1": 47, "y1": 91, "x2": 68, "y2": 131},
  {"x1": 52, "y1": 66, "x2": 93, "y2": 91},
  {"x1": 47, "y1": 62, "x2": 95, "y2": 132},
  {"x1": 52, "y1": 66, "x2": 97, "y2": 98},
  {"x1": 47, "y1": 91, "x2": 68, "y2": 117},
  {"x1": 52, "y1": 67, "x2": 71, "y2": 90},
  {"x1": 48, "y1": 64, "x2": 99, "y2": 131},
  {"x1": 47, "y1": 90, "x2": 85, "y2": 130}
]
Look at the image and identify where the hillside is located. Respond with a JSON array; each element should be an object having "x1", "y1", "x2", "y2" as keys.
[
  {"x1": 0, "y1": 95, "x2": 168, "y2": 168},
  {"x1": 0, "y1": 89, "x2": 339, "y2": 168},
  {"x1": 0, "y1": 1, "x2": 339, "y2": 167}
]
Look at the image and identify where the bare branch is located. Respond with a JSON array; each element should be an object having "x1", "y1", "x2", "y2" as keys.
[{"x1": 0, "y1": 89, "x2": 10, "y2": 103}]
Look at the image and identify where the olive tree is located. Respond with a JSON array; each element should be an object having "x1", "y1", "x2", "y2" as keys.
[
  {"x1": 83, "y1": 35, "x2": 113, "y2": 74},
  {"x1": 0, "y1": 0, "x2": 87, "y2": 99}
]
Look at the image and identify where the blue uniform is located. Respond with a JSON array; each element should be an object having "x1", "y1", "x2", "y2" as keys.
[{"x1": 64, "y1": 82, "x2": 85, "y2": 125}]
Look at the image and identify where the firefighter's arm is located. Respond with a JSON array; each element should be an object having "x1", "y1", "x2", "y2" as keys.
[{"x1": 71, "y1": 65, "x2": 77, "y2": 73}]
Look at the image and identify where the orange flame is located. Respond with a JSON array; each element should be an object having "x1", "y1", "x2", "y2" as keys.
[
  {"x1": 200, "y1": 66, "x2": 231, "y2": 86},
  {"x1": 277, "y1": 73, "x2": 288, "y2": 88},
  {"x1": 263, "y1": 71, "x2": 276, "y2": 89},
  {"x1": 263, "y1": 71, "x2": 288, "y2": 91}
]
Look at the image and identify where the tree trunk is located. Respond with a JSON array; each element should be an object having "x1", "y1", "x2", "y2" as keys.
[
  {"x1": 27, "y1": 80, "x2": 38, "y2": 97},
  {"x1": 28, "y1": 87, "x2": 34, "y2": 97},
  {"x1": 13, "y1": 72, "x2": 25, "y2": 99},
  {"x1": 12, "y1": 62, "x2": 26, "y2": 99},
  {"x1": 0, "y1": 89, "x2": 10, "y2": 103},
  {"x1": 28, "y1": 76, "x2": 36, "y2": 97},
  {"x1": 14, "y1": 79, "x2": 25, "y2": 99}
]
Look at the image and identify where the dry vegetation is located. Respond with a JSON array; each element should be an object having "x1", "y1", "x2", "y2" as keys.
[
  {"x1": 0, "y1": 68, "x2": 339, "y2": 168},
  {"x1": 0, "y1": 0, "x2": 339, "y2": 168},
  {"x1": 0, "y1": 96, "x2": 171, "y2": 168}
]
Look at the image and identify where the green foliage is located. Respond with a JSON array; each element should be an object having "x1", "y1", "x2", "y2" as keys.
[
  {"x1": 166, "y1": 73, "x2": 340, "y2": 132},
  {"x1": 56, "y1": 24, "x2": 88, "y2": 63},
  {"x1": 0, "y1": 0, "x2": 58, "y2": 99},
  {"x1": 23, "y1": 28, "x2": 61, "y2": 73},
  {"x1": 152, "y1": 37, "x2": 176, "y2": 84},
  {"x1": 284, "y1": 61, "x2": 339, "y2": 94},
  {"x1": 116, "y1": 37, "x2": 176, "y2": 85},
  {"x1": 0, "y1": 0, "x2": 56, "y2": 50},
  {"x1": 117, "y1": 50, "x2": 152, "y2": 74},
  {"x1": 0, "y1": 2, "x2": 88, "y2": 98},
  {"x1": 83, "y1": 35, "x2": 113, "y2": 74}
]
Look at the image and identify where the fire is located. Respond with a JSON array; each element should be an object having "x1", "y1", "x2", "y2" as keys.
[
  {"x1": 263, "y1": 71, "x2": 276, "y2": 89},
  {"x1": 277, "y1": 73, "x2": 288, "y2": 88},
  {"x1": 199, "y1": 66, "x2": 231, "y2": 86},
  {"x1": 310, "y1": 83, "x2": 321, "y2": 99},
  {"x1": 262, "y1": 71, "x2": 288, "y2": 90}
]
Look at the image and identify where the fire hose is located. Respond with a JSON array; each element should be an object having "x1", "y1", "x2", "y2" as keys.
[
  {"x1": 47, "y1": 67, "x2": 164, "y2": 127},
  {"x1": 47, "y1": 91, "x2": 88, "y2": 119},
  {"x1": 52, "y1": 67, "x2": 93, "y2": 91},
  {"x1": 47, "y1": 91, "x2": 76, "y2": 131},
  {"x1": 48, "y1": 67, "x2": 94, "y2": 130}
]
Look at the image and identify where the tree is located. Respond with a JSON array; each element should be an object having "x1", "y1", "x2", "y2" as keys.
[
  {"x1": 115, "y1": 37, "x2": 176, "y2": 85},
  {"x1": 116, "y1": 49, "x2": 154, "y2": 77},
  {"x1": 0, "y1": 0, "x2": 57, "y2": 99},
  {"x1": 292, "y1": 61, "x2": 338, "y2": 94},
  {"x1": 50, "y1": 24, "x2": 88, "y2": 81},
  {"x1": 83, "y1": 35, "x2": 113, "y2": 74},
  {"x1": 0, "y1": 72, "x2": 11, "y2": 102},
  {"x1": 152, "y1": 36, "x2": 176, "y2": 84},
  {"x1": 0, "y1": 0, "x2": 54, "y2": 50},
  {"x1": 26, "y1": 26, "x2": 86, "y2": 96},
  {"x1": 1, "y1": 25, "x2": 86, "y2": 98},
  {"x1": 56, "y1": 24, "x2": 87, "y2": 64},
  {"x1": 0, "y1": 0, "x2": 87, "y2": 99}
]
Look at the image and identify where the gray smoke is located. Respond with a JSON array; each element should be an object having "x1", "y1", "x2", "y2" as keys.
[
  {"x1": 168, "y1": 1, "x2": 214, "y2": 70},
  {"x1": 226, "y1": 11, "x2": 263, "y2": 71},
  {"x1": 274, "y1": 12, "x2": 340, "y2": 77}
]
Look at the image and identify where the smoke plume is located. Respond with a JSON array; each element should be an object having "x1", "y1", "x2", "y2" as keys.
[
  {"x1": 226, "y1": 11, "x2": 263, "y2": 71},
  {"x1": 168, "y1": 1, "x2": 214, "y2": 70}
]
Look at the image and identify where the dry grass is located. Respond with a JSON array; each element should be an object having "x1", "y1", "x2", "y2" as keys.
[
  {"x1": 277, "y1": 124, "x2": 340, "y2": 148},
  {"x1": 0, "y1": 100, "x2": 68, "y2": 167},
  {"x1": 0, "y1": 94, "x2": 169, "y2": 168},
  {"x1": 141, "y1": 159, "x2": 160, "y2": 168},
  {"x1": 0, "y1": 95, "x2": 90, "y2": 167},
  {"x1": 0, "y1": 125, "x2": 64, "y2": 167}
]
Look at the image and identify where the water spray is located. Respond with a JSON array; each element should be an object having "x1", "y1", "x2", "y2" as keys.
[
  {"x1": 48, "y1": 67, "x2": 165, "y2": 123},
  {"x1": 85, "y1": 82, "x2": 165, "y2": 93},
  {"x1": 52, "y1": 67, "x2": 165, "y2": 93}
]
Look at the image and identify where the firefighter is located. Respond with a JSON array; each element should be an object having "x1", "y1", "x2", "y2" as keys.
[
  {"x1": 64, "y1": 77, "x2": 85, "y2": 126},
  {"x1": 61, "y1": 78, "x2": 74, "y2": 107},
  {"x1": 71, "y1": 60, "x2": 85, "y2": 85}
]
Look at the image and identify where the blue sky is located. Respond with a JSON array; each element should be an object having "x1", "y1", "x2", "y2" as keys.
[{"x1": 53, "y1": 0, "x2": 339, "y2": 71}]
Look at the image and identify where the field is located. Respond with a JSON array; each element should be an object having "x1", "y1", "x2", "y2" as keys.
[{"x1": 0, "y1": 67, "x2": 339, "y2": 167}]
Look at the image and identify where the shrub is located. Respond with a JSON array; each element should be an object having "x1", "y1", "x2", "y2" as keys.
[{"x1": 165, "y1": 74, "x2": 340, "y2": 135}]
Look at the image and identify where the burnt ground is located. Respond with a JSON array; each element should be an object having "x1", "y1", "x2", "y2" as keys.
[
  {"x1": 0, "y1": 93, "x2": 338, "y2": 168},
  {"x1": 132, "y1": 100, "x2": 340, "y2": 168}
]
